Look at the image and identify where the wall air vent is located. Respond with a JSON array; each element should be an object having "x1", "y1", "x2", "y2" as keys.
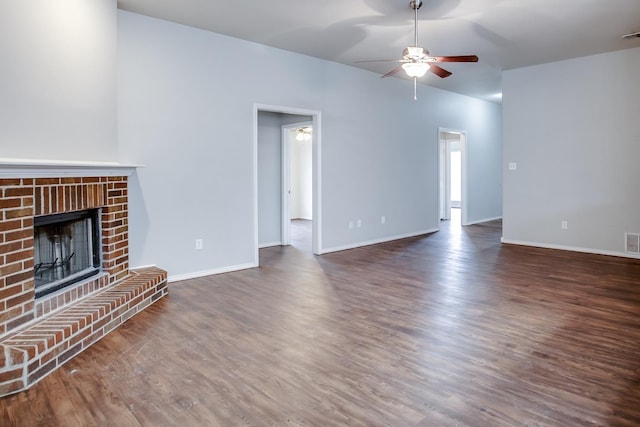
[
  {"x1": 621, "y1": 32, "x2": 640, "y2": 40},
  {"x1": 625, "y1": 233, "x2": 640, "y2": 254}
]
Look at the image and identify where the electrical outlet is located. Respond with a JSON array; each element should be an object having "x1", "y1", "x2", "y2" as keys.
[
  {"x1": 626, "y1": 233, "x2": 640, "y2": 253},
  {"x1": 381, "y1": 216, "x2": 386, "y2": 224},
  {"x1": 195, "y1": 239, "x2": 203, "y2": 250},
  {"x1": 357, "y1": 219, "x2": 362, "y2": 228},
  {"x1": 561, "y1": 221, "x2": 568, "y2": 230}
]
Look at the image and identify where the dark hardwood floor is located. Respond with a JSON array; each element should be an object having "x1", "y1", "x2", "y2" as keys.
[{"x1": 3, "y1": 215, "x2": 640, "y2": 426}]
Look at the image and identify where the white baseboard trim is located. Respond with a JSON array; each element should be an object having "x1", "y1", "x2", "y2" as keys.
[
  {"x1": 258, "y1": 241, "x2": 282, "y2": 249},
  {"x1": 321, "y1": 228, "x2": 438, "y2": 254},
  {"x1": 500, "y1": 238, "x2": 640, "y2": 260},
  {"x1": 168, "y1": 262, "x2": 258, "y2": 283},
  {"x1": 466, "y1": 216, "x2": 502, "y2": 225}
]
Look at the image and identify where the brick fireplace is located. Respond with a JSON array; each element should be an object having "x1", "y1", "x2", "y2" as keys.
[{"x1": 0, "y1": 166, "x2": 167, "y2": 396}]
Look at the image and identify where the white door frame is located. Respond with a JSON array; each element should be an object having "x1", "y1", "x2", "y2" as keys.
[
  {"x1": 439, "y1": 136, "x2": 452, "y2": 220},
  {"x1": 281, "y1": 120, "x2": 312, "y2": 246},
  {"x1": 253, "y1": 104, "x2": 322, "y2": 264},
  {"x1": 438, "y1": 127, "x2": 468, "y2": 226}
]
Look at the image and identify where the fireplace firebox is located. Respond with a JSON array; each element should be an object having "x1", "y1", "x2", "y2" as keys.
[{"x1": 33, "y1": 209, "x2": 101, "y2": 298}]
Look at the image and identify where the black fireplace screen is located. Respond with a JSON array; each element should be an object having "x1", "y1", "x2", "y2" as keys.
[{"x1": 33, "y1": 210, "x2": 101, "y2": 298}]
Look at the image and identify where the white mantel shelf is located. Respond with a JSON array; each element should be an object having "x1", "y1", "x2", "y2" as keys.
[{"x1": 0, "y1": 158, "x2": 142, "y2": 178}]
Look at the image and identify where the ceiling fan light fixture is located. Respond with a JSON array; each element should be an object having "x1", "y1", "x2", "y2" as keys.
[
  {"x1": 295, "y1": 127, "x2": 312, "y2": 141},
  {"x1": 354, "y1": 0, "x2": 478, "y2": 101},
  {"x1": 403, "y1": 46, "x2": 427, "y2": 60},
  {"x1": 402, "y1": 62, "x2": 429, "y2": 77}
]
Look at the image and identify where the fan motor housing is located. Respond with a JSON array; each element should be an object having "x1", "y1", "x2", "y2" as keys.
[{"x1": 403, "y1": 46, "x2": 428, "y2": 60}]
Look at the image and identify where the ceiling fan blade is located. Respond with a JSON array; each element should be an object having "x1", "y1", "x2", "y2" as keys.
[
  {"x1": 429, "y1": 64, "x2": 452, "y2": 78},
  {"x1": 382, "y1": 65, "x2": 404, "y2": 78},
  {"x1": 355, "y1": 59, "x2": 401, "y2": 64},
  {"x1": 432, "y1": 55, "x2": 479, "y2": 63}
]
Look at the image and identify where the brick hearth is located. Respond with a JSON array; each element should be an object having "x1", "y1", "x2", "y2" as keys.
[{"x1": 0, "y1": 174, "x2": 167, "y2": 396}]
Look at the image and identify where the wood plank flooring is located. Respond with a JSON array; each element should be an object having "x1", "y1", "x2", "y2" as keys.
[{"x1": 2, "y1": 215, "x2": 640, "y2": 426}]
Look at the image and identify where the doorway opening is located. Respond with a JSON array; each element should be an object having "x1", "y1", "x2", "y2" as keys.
[
  {"x1": 254, "y1": 104, "x2": 322, "y2": 265},
  {"x1": 438, "y1": 128, "x2": 467, "y2": 226},
  {"x1": 282, "y1": 123, "x2": 313, "y2": 250}
]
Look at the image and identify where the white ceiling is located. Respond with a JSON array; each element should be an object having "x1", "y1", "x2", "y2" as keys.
[{"x1": 117, "y1": 0, "x2": 640, "y2": 103}]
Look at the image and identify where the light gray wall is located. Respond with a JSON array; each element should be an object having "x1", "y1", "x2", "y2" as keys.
[
  {"x1": 281, "y1": 114, "x2": 312, "y2": 126},
  {"x1": 503, "y1": 47, "x2": 640, "y2": 257},
  {"x1": 257, "y1": 111, "x2": 283, "y2": 247},
  {"x1": 118, "y1": 11, "x2": 502, "y2": 278},
  {"x1": 464, "y1": 104, "x2": 503, "y2": 224},
  {"x1": 0, "y1": 0, "x2": 117, "y2": 161}
]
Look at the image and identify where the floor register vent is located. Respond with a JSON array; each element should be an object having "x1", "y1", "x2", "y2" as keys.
[{"x1": 625, "y1": 233, "x2": 640, "y2": 254}]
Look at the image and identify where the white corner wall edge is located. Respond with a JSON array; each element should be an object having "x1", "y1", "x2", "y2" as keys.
[
  {"x1": 500, "y1": 238, "x2": 640, "y2": 260},
  {"x1": 466, "y1": 216, "x2": 503, "y2": 226},
  {"x1": 321, "y1": 228, "x2": 438, "y2": 254},
  {"x1": 0, "y1": 158, "x2": 143, "y2": 178},
  {"x1": 167, "y1": 262, "x2": 258, "y2": 283}
]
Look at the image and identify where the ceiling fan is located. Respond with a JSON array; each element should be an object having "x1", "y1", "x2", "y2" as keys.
[{"x1": 357, "y1": 0, "x2": 478, "y2": 100}]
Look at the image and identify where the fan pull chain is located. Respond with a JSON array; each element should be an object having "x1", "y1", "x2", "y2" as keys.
[
  {"x1": 414, "y1": 0, "x2": 420, "y2": 47},
  {"x1": 412, "y1": 0, "x2": 421, "y2": 101}
]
